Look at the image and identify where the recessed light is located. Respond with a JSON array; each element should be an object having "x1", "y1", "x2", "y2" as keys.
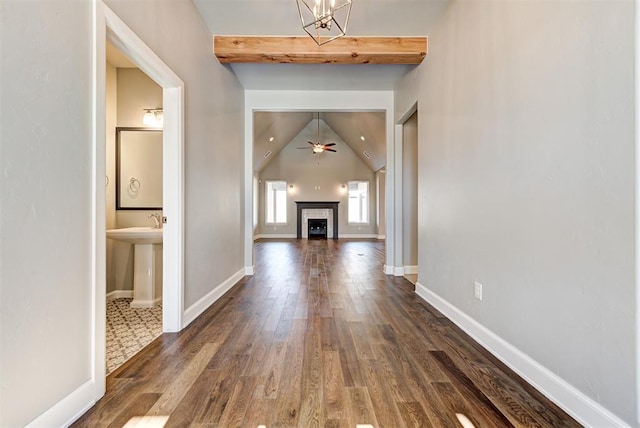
[
  {"x1": 360, "y1": 136, "x2": 365, "y2": 141},
  {"x1": 269, "y1": 137, "x2": 274, "y2": 142}
]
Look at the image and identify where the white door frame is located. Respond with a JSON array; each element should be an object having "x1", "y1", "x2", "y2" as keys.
[
  {"x1": 242, "y1": 90, "x2": 395, "y2": 274},
  {"x1": 395, "y1": 102, "x2": 418, "y2": 277},
  {"x1": 93, "y1": 1, "x2": 185, "y2": 398},
  {"x1": 635, "y1": 0, "x2": 640, "y2": 423}
]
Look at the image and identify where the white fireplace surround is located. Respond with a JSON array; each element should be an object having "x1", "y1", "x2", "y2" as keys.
[{"x1": 302, "y1": 209, "x2": 333, "y2": 239}]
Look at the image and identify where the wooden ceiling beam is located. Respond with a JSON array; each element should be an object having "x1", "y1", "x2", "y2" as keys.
[{"x1": 213, "y1": 36, "x2": 427, "y2": 65}]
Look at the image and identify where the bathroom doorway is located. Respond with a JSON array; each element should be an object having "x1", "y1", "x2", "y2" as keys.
[
  {"x1": 105, "y1": 42, "x2": 164, "y2": 374},
  {"x1": 94, "y1": 2, "x2": 185, "y2": 398}
]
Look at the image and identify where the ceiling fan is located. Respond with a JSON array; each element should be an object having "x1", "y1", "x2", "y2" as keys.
[{"x1": 297, "y1": 113, "x2": 337, "y2": 155}]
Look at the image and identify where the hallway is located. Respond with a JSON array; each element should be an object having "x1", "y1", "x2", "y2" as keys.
[{"x1": 74, "y1": 239, "x2": 578, "y2": 427}]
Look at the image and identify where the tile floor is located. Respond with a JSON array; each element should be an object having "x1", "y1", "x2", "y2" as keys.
[{"x1": 106, "y1": 298, "x2": 162, "y2": 374}]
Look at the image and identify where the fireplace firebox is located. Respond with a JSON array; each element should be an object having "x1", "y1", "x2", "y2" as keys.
[{"x1": 308, "y1": 218, "x2": 328, "y2": 239}]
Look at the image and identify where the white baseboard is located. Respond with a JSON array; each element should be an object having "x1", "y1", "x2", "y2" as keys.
[
  {"x1": 377, "y1": 234, "x2": 385, "y2": 240},
  {"x1": 255, "y1": 234, "x2": 381, "y2": 240},
  {"x1": 404, "y1": 265, "x2": 418, "y2": 275},
  {"x1": 393, "y1": 266, "x2": 405, "y2": 276},
  {"x1": 130, "y1": 297, "x2": 162, "y2": 308},
  {"x1": 415, "y1": 282, "x2": 630, "y2": 428},
  {"x1": 254, "y1": 234, "x2": 297, "y2": 239},
  {"x1": 244, "y1": 265, "x2": 255, "y2": 275},
  {"x1": 106, "y1": 290, "x2": 133, "y2": 300},
  {"x1": 383, "y1": 265, "x2": 394, "y2": 275},
  {"x1": 25, "y1": 380, "x2": 95, "y2": 428},
  {"x1": 182, "y1": 268, "x2": 245, "y2": 328}
]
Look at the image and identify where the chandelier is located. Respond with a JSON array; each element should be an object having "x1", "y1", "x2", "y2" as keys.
[{"x1": 296, "y1": 0, "x2": 352, "y2": 46}]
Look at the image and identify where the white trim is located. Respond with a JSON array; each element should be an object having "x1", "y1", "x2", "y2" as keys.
[
  {"x1": 25, "y1": 380, "x2": 95, "y2": 428},
  {"x1": 255, "y1": 234, "x2": 380, "y2": 240},
  {"x1": 182, "y1": 268, "x2": 245, "y2": 328},
  {"x1": 394, "y1": 123, "x2": 404, "y2": 278},
  {"x1": 404, "y1": 265, "x2": 418, "y2": 275},
  {"x1": 377, "y1": 234, "x2": 385, "y2": 240},
  {"x1": 635, "y1": 0, "x2": 640, "y2": 423},
  {"x1": 396, "y1": 101, "x2": 418, "y2": 125},
  {"x1": 244, "y1": 266, "x2": 255, "y2": 275},
  {"x1": 393, "y1": 266, "x2": 405, "y2": 276},
  {"x1": 383, "y1": 264, "x2": 394, "y2": 275},
  {"x1": 92, "y1": 0, "x2": 107, "y2": 402},
  {"x1": 415, "y1": 283, "x2": 631, "y2": 428},
  {"x1": 254, "y1": 234, "x2": 297, "y2": 239},
  {"x1": 130, "y1": 297, "x2": 162, "y2": 308},
  {"x1": 106, "y1": 290, "x2": 134, "y2": 300},
  {"x1": 101, "y1": 2, "x2": 185, "y2": 334},
  {"x1": 339, "y1": 234, "x2": 379, "y2": 239}
]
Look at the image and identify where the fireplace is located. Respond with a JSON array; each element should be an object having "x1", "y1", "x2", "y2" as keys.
[
  {"x1": 296, "y1": 201, "x2": 340, "y2": 239},
  {"x1": 308, "y1": 218, "x2": 328, "y2": 239}
]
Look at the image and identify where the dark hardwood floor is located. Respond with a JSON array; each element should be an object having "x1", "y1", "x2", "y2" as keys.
[{"x1": 74, "y1": 239, "x2": 580, "y2": 427}]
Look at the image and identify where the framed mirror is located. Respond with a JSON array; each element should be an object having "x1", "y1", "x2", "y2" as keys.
[{"x1": 116, "y1": 127, "x2": 163, "y2": 210}]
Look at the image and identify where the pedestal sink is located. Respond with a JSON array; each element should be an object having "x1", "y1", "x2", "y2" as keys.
[{"x1": 106, "y1": 227, "x2": 162, "y2": 308}]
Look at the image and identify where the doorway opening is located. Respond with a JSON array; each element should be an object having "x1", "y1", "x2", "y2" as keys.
[
  {"x1": 402, "y1": 109, "x2": 418, "y2": 285},
  {"x1": 245, "y1": 105, "x2": 395, "y2": 274},
  {"x1": 94, "y1": 2, "x2": 185, "y2": 398},
  {"x1": 105, "y1": 41, "x2": 164, "y2": 374}
]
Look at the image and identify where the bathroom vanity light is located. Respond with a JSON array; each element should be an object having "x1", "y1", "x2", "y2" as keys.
[{"x1": 142, "y1": 108, "x2": 163, "y2": 127}]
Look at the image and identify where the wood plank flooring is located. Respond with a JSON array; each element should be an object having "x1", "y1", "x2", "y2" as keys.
[{"x1": 74, "y1": 239, "x2": 580, "y2": 427}]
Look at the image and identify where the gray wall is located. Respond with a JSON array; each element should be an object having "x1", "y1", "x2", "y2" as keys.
[
  {"x1": 258, "y1": 120, "x2": 377, "y2": 237},
  {"x1": 402, "y1": 111, "x2": 418, "y2": 266},
  {"x1": 0, "y1": 0, "x2": 244, "y2": 425},
  {"x1": 0, "y1": 2, "x2": 93, "y2": 426},
  {"x1": 105, "y1": 0, "x2": 245, "y2": 309},
  {"x1": 395, "y1": 0, "x2": 636, "y2": 424}
]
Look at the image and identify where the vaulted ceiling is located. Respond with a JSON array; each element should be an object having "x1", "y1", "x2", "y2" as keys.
[{"x1": 254, "y1": 111, "x2": 386, "y2": 172}]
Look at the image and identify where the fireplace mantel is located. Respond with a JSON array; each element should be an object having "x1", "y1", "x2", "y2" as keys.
[{"x1": 296, "y1": 201, "x2": 340, "y2": 239}]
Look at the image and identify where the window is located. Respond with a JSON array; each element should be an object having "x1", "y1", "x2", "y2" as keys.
[
  {"x1": 348, "y1": 181, "x2": 369, "y2": 223},
  {"x1": 266, "y1": 180, "x2": 287, "y2": 224}
]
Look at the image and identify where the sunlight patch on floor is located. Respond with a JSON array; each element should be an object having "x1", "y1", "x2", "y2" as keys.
[
  {"x1": 456, "y1": 413, "x2": 477, "y2": 428},
  {"x1": 122, "y1": 415, "x2": 169, "y2": 428}
]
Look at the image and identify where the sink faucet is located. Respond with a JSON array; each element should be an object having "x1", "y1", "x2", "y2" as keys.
[{"x1": 148, "y1": 212, "x2": 162, "y2": 229}]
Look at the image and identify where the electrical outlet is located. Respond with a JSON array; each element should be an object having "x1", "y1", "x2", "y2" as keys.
[{"x1": 474, "y1": 281, "x2": 483, "y2": 301}]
